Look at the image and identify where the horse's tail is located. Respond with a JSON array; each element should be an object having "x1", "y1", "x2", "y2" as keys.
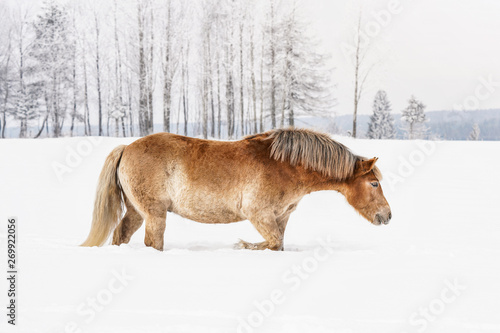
[{"x1": 81, "y1": 145, "x2": 127, "y2": 247}]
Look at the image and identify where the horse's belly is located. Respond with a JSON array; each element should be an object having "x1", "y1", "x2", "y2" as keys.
[
  {"x1": 170, "y1": 205, "x2": 244, "y2": 224},
  {"x1": 169, "y1": 190, "x2": 245, "y2": 224}
]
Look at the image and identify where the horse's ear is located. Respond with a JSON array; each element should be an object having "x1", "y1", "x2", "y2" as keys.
[{"x1": 355, "y1": 157, "x2": 378, "y2": 176}]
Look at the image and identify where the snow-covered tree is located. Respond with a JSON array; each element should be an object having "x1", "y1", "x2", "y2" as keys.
[
  {"x1": 30, "y1": 0, "x2": 74, "y2": 137},
  {"x1": 161, "y1": 0, "x2": 181, "y2": 133},
  {"x1": 261, "y1": 1, "x2": 335, "y2": 129},
  {"x1": 401, "y1": 95, "x2": 428, "y2": 139},
  {"x1": 0, "y1": 0, "x2": 339, "y2": 139},
  {"x1": 136, "y1": 0, "x2": 155, "y2": 136},
  {"x1": 109, "y1": 96, "x2": 126, "y2": 137},
  {"x1": 264, "y1": 0, "x2": 279, "y2": 129},
  {"x1": 0, "y1": 24, "x2": 14, "y2": 138},
  {"x1": 14, "y1": 86, "x2": 40, "y2": 137},
  {"x1": 468, "y1": 123, "x2": 480, "y2": 141},
  {"x1": 278, "y1": 2, "x2": 335, "y2": 127},
  {"x1": 367, "y1": 90, "x2": 395, "y2": 139}
]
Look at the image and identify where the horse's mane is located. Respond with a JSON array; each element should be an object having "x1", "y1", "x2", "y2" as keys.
[{"x1": 263, "y1": 128, "x2": 382, "y2": 181}]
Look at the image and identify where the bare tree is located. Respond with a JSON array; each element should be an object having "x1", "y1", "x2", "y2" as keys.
[
  {"x1": 69, "y1": 9, "x2": 78, "y2": 137},
  {"x1": 137, "y1": 0, "x2": 151, "y2": 136},
  {"x1": 249, "y1": 13, "x2": 258, "y2": 134},
  {"x1": 215, "y1": 26, "x2": 222, "y2": 138},
  {"x1": 267, "y1": 0, "x2": 277, "y2": 129},
  {"x1": 0, "y1": 7, "x2": 14, "y2": 138},
  {"x1": 93, "y1": 9, "x2": 103, "y2": 136},
  {"x1": 259, "y1": 28, "x2": 265, "y2": 132},
  {"x1": 349, "y1": 11, "x2": 374, "y2": 138},
  {"x1": 161, "y1": 0, "x2": 180, "y2": 133},
  {"x1": 82, "y1": 49, "x2": 91, "y2": 136},
  {"x1": 201, "y1": 21, "x2": 210, "y2": 139},
  {"x1": 238, "y1": 6, "x2": 246, "y2": 136},
  {"x1": 225, "y1": 1, "x2": 235, "y2": 139},
  {"x1": 181, "y1": 35, "x2": 190, "y2": 136},
  {"x1": 147, "y1": 4, "x2": 154, "y2": 133},
  {"x1": 113, "y1": 0, "x2": 126, "y2": 137}
]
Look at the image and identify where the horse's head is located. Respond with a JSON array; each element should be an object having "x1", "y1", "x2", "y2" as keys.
[{"x1": 343, "y1": 157, "x2": 392, "y2": 225}]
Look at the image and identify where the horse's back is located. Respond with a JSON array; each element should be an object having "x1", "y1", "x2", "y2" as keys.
[{"x1": 117, "y1": 133, "x2": 272, "y2": 223}]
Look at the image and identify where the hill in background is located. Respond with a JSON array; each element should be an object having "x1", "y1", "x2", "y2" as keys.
[{"x1": 297, "y1": 109, "x2": 500, "y2": 140}]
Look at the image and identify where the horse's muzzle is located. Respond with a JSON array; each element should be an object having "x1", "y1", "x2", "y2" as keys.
[{"x1": 374, "y1": 211, "x2": 392, "y2": 225}]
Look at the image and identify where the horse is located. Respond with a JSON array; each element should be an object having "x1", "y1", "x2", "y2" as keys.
[{"x1": 81, "y1": 128, "x2": 391, "y2": 251}]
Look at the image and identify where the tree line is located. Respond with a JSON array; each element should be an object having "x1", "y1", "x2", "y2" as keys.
[
  {"x1": 366, "y1": 91, "x2": 481, "y2": 140},
  {"x1": 0, "y1": 0, "x2": 335, "y2": 139}
]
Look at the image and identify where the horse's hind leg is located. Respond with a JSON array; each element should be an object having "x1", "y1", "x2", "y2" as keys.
[
  {"x1": 142, "y1": 202, "x2": 168, "y2": 251},
  {"x1": 144, "y1": 215, "x2": 166, "y2": 251},
  {"x1": 112, "y1": 198, "x2": 144, "y2": 246}
]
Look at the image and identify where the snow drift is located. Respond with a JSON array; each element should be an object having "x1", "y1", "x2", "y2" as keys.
[{"x1": 0, "y1": 136, "x2": 499, "y2": 333}]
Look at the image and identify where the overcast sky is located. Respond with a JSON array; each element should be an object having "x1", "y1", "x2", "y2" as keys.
[
  {"x1": 7, "y1": 0, "x2": 500, "y2": 117},
  {"x1": 306, "y1": 0, "x2": 500, "y2": 115}
]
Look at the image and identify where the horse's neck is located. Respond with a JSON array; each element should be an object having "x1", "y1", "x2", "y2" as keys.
[{"x1": 298, "y1": 169, "x2": 344, "y2": 194}]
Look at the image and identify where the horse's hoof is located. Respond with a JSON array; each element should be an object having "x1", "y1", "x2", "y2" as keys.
[
  {"x1": 234, "y1": 239, "x2": 246, "y2": 249},
  {"x1": 235, "y1": 239, "x2": 256, "y2": 250}
]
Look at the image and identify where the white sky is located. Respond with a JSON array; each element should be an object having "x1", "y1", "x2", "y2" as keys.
[
  {"x1": 307, "y1": 0, "x2": 500, "y2": 115},
  {"x1": 7, "y1": 0, "x2": 500, "y2": 117}
]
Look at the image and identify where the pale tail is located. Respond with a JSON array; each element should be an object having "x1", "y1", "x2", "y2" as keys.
[{"x1": 81, "y1": 145, "x2": 127, "y2": 247}]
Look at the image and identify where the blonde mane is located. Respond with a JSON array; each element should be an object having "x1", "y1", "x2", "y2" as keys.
[{"x1": 266, "y1": 128, "x2": 382, "y2": 181}]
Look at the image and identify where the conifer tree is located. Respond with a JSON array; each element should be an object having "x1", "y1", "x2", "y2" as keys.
[{"x1": 367, "y1": 90, "x2": 395, "y2": 139}]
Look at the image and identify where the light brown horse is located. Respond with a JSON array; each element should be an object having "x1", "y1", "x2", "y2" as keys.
[{"x1": 81, "y1": 128, "x2": 391, "y2": 251}]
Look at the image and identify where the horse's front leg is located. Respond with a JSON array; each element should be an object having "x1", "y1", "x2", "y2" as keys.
[{"x1": 236, "y1": 213, "x2": 284, "y2": 251}]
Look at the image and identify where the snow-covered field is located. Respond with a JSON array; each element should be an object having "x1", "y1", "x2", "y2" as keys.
[{"x1": 0, "y1": 136, "x2": 499, "y2": 333}]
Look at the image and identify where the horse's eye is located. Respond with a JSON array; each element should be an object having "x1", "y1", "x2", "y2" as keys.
[{"x1": 371, "y1": 182, "x2": 379, "y2": 188}]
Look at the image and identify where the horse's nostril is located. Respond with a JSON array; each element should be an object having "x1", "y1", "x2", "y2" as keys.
[{"x1": 388, "y1": 212, "x2": 392, "y2": 220}]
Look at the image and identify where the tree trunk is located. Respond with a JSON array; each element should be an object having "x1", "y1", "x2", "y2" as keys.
[
  {"x1": 1, "y1": 84, "x2": 8, "y2": 138},
  {"x1": 94, "y1": 14, "x2": 103, "y2": 136},
  {"x1": 114, "y1": 0, "x2": 125, "y2": 137},
  {"x1": 202, "y1": 34, "x2": 208, "y2": 139},
  {"x1": 208, "y1": 31, "x2": 215, "y2": 138},
  {"x1": 250, "y1": 24, "x2": 257, "y2": 134},
  {"x1": 216, "y1": 35, "x2": 222, "y2": 138},
  {"x1": 2, "y1": 37, "x2": 13, "y2": 138},
  {"x1": 128, "y1": 77, "x2": 134, "y2": 136},
  {"x1": 148, "y1": 6, "x2": 154, "y2": 134},
  {"x1": 83, "y1": 54, "x2": 91, "y2": 136},
  {"x1": 260, "y1": 29, "x2": 265, "y2": 133},
  {"x1": 163, "y1": 0, "x2": 172, "y2": 133},
  {"x1": 239, "y1": 20, "x2": 245, "y2": 137},
  {"x1": 138, "y1": 2, "x2": 148, "y2": 136},
  {"x1": 269, "y1": 0, "x2": 276, "y2": 129},
  {"x1": 352, "y1": 15, "x2": 362, "y2": 138},
  {"x1": 70, "y1": 46, "x2": 77, "y2": 136},
  {"x1": 182, "y1": 40, "x2": 190, "y2": 136}
]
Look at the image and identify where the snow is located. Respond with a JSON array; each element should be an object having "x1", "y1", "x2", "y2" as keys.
[{"x1": 0, "y1": 136, "x2": 499, "y2": 333}]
